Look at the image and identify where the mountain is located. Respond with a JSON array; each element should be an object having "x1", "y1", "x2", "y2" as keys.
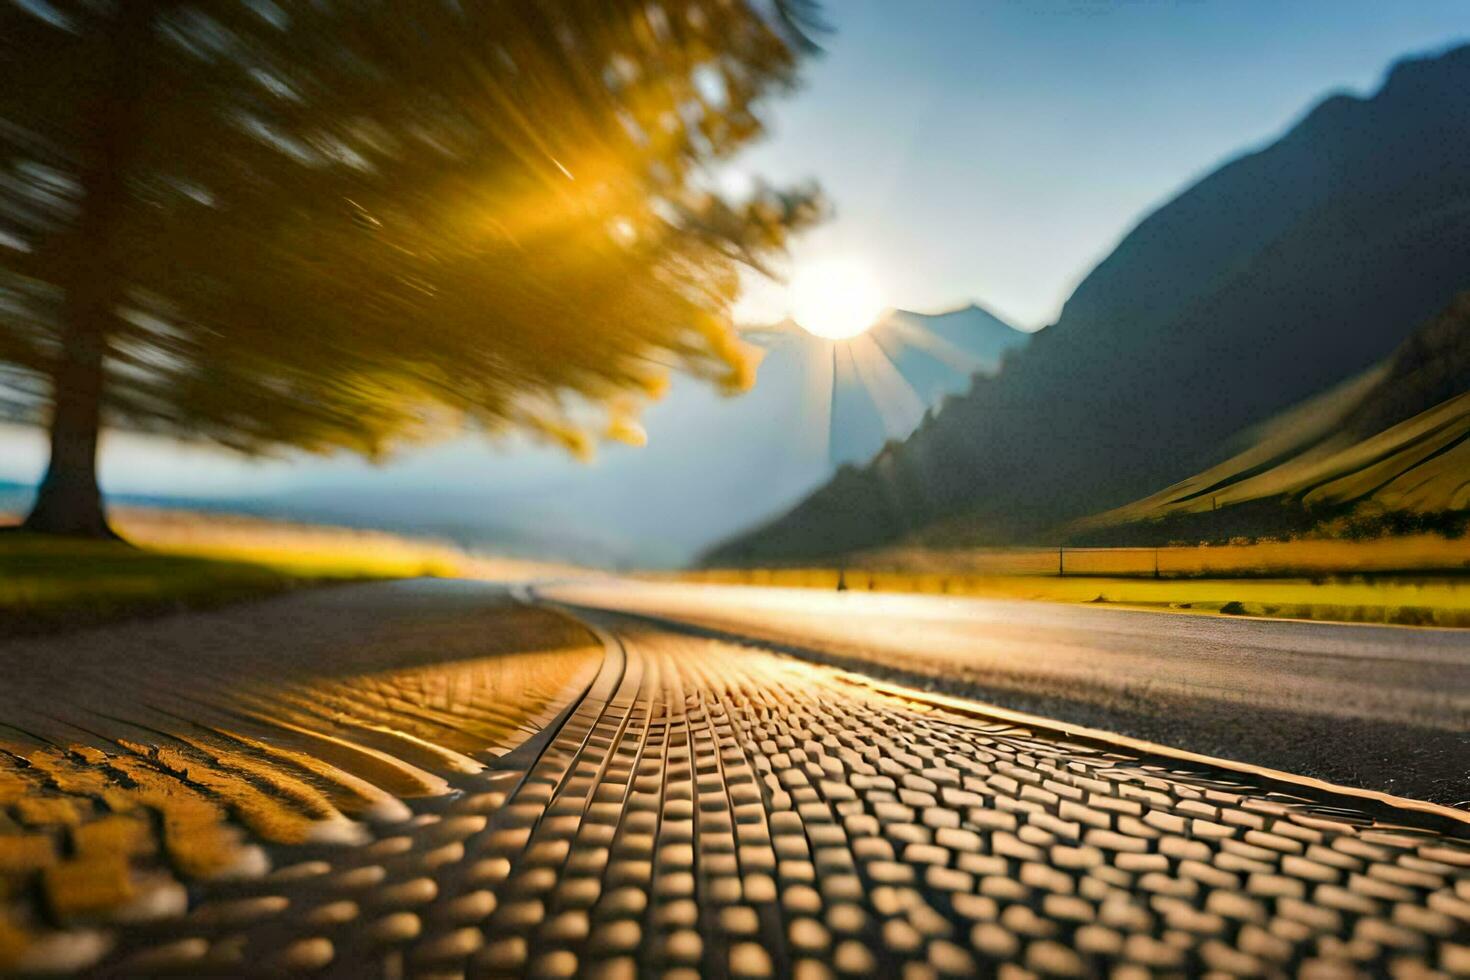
[
  {"x1": 1066, "y1": 292, "x2": 1470, "y2": 543},
  {"x1": 707, "y1": 44, "x2": 1470, "y2": 565},
  {"x1": 820, "y1": 303, "x2": 1028, "y2": 466},
  {"x1": 301, "y1": 304, "x2": 1027, "y2": 566},
  {"x1": 870, "y1": 304, "x2": 1025, "y2": 403},
  {"x1": 0, "y1": 302, "x2": 1021, "y2": 566}
]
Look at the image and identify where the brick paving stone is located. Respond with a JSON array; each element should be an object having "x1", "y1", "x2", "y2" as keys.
[{"x1": 0, "y1": 620, "x2": 1467, "y2": 975}]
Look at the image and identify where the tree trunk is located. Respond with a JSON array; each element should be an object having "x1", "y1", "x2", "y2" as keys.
[
  {"x1": 24, "y1": 313, "x2": 115, "y2": 538},
  {"x1": 22, "y1": 2, "x2": 156, "y2": 538}
]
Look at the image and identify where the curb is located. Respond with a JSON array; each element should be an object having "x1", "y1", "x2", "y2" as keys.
[{"x1": 547, "y1": 596, "x2": 1470, "y2": 838}]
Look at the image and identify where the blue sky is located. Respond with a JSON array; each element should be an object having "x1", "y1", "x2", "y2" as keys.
[
  {"x1": 4, "y1": 0, "x2": 1469, "y2": 529},
  {"x1": 735, "y1": 0, "x2": 1470, "y2": 328}
]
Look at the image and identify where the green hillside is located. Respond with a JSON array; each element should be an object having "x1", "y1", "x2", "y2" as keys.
[{"x1": 1064, "y1": 293, "x2": 1469, "y2": 545}]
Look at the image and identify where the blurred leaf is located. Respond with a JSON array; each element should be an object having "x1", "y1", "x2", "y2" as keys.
[{"x1": 0, "y1": 0, "x2": 825, "y2": 459}]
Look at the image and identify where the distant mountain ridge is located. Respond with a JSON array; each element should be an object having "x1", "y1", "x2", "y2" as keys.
[
  {"x1": 231, "y1": 302, "x2": 1026, "y2": 565},
  {"x1": 871, "y1": 303, "x2": 1025, "y2": 401},
  {"x1": 0, "y1": 300, "x2": 1023, "y2": 566},
  {"x1": 708, "y1": 43, "x2": 1470, "y2": 565},
  {"x1": 822, "y1": 303, "x2": 1028, "y2": 466}
]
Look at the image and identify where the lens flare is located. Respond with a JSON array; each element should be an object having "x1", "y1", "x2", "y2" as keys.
[{"x1": 789, "y1": 257, "x2": 884, "y2": 340}]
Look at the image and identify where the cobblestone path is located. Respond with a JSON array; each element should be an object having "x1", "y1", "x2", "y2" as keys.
[{"x1": 4, "y1": 610, "x2": 1470, "y2": 976}]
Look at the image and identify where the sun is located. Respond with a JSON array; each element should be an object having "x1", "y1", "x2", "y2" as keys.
[{"x1": 788, "y1": 257, "x2": 885, "y2": 340}]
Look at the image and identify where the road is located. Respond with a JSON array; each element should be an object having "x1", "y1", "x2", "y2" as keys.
[
  {"x1": 0, "y1": 580, "x2": 1466, "y2": 975},
  {"x1": 543, "y1": 580, "x2": 1470, "y2": 805}
]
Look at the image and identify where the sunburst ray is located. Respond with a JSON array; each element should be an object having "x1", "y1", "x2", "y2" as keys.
[{"x1": 846, "y1": 334, "x2": 928, "y2": 440}]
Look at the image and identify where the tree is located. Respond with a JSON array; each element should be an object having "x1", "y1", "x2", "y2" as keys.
[{"x1": 0, "y1": 0, "x2": 824, "y2": 536}]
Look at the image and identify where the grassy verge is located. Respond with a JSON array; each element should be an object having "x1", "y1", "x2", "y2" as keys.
[
  {"x1": 679, "y1": 567, "x2": 1470, "y2": 627},
  {"x1": 114, "y1": 508, "x2": 469, "y2": 579},
  {"x1": 0, "y1": 506, "x2": 598, "y2": 635},
  {"x1": 863, "y1": 535, "x2": 1470, "y2": 578},
  {"x1": 0, "y1": 535, "x2": 330, "y2": 633},
  {"x1": 0, "y1": 510, "x2": 490, "y2": 635}
]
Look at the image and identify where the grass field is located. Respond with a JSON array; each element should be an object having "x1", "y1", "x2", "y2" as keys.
[
  {"x1": 0, "y1": 534, "x2": 349, "y2": 629},
  {"x1": 115, "y1": 508, "x2": 470, "y2": 579},
  {"x1": 684, "y1": 553, "x2": 1470, "y2": 627},
  {"x1": 0, "y1": 508, "x2": 586, "y2": 634},
  {"x1": 859, "y1": 534, "x2": 1469, "y2": 578}
]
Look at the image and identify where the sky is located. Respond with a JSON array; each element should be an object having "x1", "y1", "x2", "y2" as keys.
[
  {"x1": 4, "y1": 0, "x2": 1469, "y2": 540},
  {"x1": 733, "y1": 0, "x2": 1470, "y2": 329}
]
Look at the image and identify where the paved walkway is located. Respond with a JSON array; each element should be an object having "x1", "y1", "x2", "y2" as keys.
[{"x1": 1, "y1": 594, "x2": 1468, "y2": 976}]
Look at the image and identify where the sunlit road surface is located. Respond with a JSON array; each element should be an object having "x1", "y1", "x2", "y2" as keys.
[
  {"x1": 1, "y1": 580, "x2": 1468, "y2": 976},
  {"x1": 544, "y1": 580, "x2": 1470, "y2": 804}
]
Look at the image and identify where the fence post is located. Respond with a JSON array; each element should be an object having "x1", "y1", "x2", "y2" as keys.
[
  {"x1": 1154, "y1": 547, "x2": 1160, "y2": 579},
  {"x1": 1058, "y1": 545, "x2": 1064, "y2": 577}
]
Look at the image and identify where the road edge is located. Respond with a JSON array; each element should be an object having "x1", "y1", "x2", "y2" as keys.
[{"x1": 545, "y1": 597, "x2": 1470, "y2": 836}]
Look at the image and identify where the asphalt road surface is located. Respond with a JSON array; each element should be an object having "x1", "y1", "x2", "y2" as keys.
[
  {"x1": 544, "y1": 580, "x2": 1470, "y2": 806},
  {"x1": 0, "y1": 580, "x2": 1466, "y2": 976}
]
